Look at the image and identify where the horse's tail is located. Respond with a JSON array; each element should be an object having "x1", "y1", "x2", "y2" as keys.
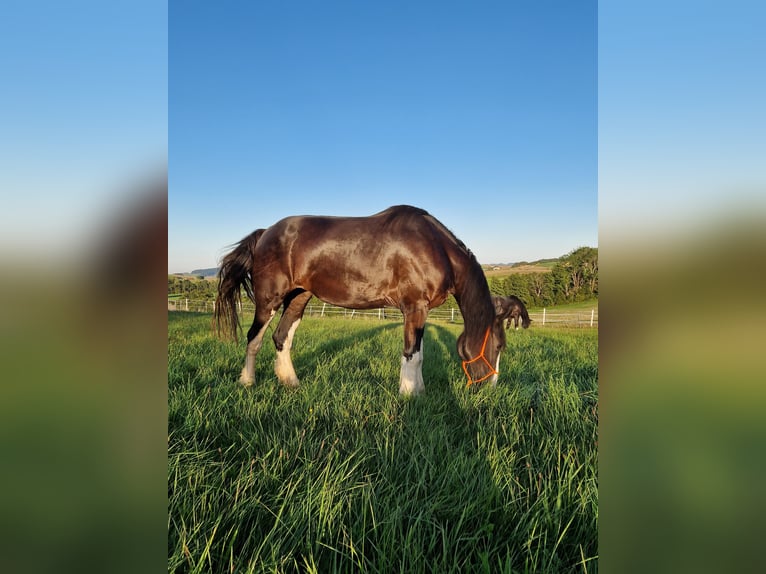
[
  {"x1": 214, "y1": 229, "x2": 265, "y2": 339},
  {"x1": 520, "y1": 301, "x2": 532, "y2": 329}
]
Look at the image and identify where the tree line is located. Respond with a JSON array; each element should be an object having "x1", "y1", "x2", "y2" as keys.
[
  {"x1": 168, "y1": 275, "x2": 217, "y2": 301},
  {"x1": 486, "y1": 247, "x2": 598, "y2": 307},
  {"x1": 168, "y1": 246, "x2": 597, "y2": 308}
]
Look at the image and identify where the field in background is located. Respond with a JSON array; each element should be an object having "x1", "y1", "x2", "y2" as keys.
[
  {"x1": 483, "y1": 263, "x2": 554, "y2": 277},
  {"x1": 168, "y1": 313, "x2": 598, "y2": 573}
]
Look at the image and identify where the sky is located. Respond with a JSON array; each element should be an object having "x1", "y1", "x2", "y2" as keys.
[
  {"x1": 599, "y1": 0, "x2": 766, "y2": 238},
  {"x1": 169, "y1": 1, "x2": 598, "y2": 272}
]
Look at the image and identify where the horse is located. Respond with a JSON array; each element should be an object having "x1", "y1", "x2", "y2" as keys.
[
  {"x1": 214, "y1": 205, "x2": 506, "y2": 395},
  {"x1": 493, "y1": 295, "x2": 532, "y2": 330}
]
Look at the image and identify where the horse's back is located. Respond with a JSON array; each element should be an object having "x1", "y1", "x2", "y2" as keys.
[
  {"x1": 253, "y1": 206, "x2": 453, "y2": 308},
  {"x1": 263, "y1": 206, "x2": 441, "y2": 252}
]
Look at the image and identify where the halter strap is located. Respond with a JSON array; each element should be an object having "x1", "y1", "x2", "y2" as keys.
[{"x1": 462, "y1": 327, "x2": 498, "y2": 387}]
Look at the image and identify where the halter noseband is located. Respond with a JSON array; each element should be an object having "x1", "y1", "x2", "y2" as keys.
[{"x1": 462, "y1": 328, "x2": 498, "y2": 387}]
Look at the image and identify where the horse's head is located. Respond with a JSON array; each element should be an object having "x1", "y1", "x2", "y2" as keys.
[
  {"x1": 492, "y1": 295, "x2": 508, "y2": 316},
  {"x1": 457, "y1": 315, "x2": 507, "y2": 387}
]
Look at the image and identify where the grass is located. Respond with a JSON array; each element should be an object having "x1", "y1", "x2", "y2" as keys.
[{"x1": 168, "y1": 313, "x2": 598, "y2": 573}]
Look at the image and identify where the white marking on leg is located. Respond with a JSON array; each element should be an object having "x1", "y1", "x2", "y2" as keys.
[
  {"x1": 416, "y1": 341, "x2": 425, "y2": 392},
  {"x1": 239, "y1": 310, "x2": 276, "y2": 386},
  {"x1": 399, "y1": 349, "x2": 424, "y2": 396},
  {"x1": 490, "y1": 352, "x2": 501, "y2": 387},
  {"x1": 274, "y1": 318, "x2": 301, "y2": 388}
]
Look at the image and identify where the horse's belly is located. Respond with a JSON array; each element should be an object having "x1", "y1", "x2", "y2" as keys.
[
  {"x1": 309, "y1": 283, "x2": 393, "y2": 310},
  {"x1": 295, "y1": 249, "x2": 446, "y2": 310}
]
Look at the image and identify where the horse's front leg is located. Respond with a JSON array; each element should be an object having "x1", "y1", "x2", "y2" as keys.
[{"x1": 399, "y1": 305, "x2": 427, "y2": 396}]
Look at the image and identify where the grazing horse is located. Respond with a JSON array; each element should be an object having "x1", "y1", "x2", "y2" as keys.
[
  {"x1": 214, "y1": 205, "x2": 506, "y2": 395},
  {"x1": 493, "y1": 295, "x2": 532, "y2": 330}
]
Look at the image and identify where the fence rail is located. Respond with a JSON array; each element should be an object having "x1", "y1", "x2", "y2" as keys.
[{"x1": 168, "y1": 298, "x2": 598, "y2": 328}]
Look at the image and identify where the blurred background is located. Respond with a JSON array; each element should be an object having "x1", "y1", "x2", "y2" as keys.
[
  {"x1": 0, "y1": 1, "x2": 763, "y2": 573},
  {"x1": 0, "y1": 2, "x2": 167, "y2": 573},
  {"x1": 599, "y1": 1, "x2": 765, "y2": 572}
]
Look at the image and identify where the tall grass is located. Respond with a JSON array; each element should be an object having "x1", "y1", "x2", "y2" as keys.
[{"x1": 168, "y1": 313, "x2": 597, "y2": 573}]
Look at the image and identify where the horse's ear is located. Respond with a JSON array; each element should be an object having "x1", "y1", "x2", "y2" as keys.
[{"x1": 494, "y1": 300, "x2": 504, "y2": 315}]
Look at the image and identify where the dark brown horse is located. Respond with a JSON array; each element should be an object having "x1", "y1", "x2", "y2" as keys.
[
  {"x1": 214, "y1": 205, "x2": 506, "y2": 395},
  {"x1": 493, "y1": 295, "x2": 532, "y2": 330}
]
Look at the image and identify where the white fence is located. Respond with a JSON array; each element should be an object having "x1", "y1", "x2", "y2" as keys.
[{"x1": 168, "y1": 298, "x2": 598, "y2": 328}]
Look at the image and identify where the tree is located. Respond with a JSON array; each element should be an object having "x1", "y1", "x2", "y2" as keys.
[
  {"x1": 528, "y1": 272, "x2": 551, "y2": 306},
  {"x1": 551, "y1": 247, "x2": 598, "y2": 302}
]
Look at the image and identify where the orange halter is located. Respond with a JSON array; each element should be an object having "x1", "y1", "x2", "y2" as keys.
[{"x1": 462, "y1": 328, "x2": 498, "y2": 387}]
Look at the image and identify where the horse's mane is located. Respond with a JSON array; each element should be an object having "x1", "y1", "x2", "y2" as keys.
[{"x1": 420, "y1": 210, "x2": 496, "y2": 341}]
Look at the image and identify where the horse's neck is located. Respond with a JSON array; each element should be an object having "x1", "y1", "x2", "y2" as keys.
[
  {"x1": 453, "y1": 264, "x2": 494, "y2": 340},
  {"x1": 430, "y1": 223, "x2": 494, "y2": 338}
]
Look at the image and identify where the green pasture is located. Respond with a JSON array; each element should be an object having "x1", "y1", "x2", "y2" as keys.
[{"x1": 168, "y1": 312, "x2": 598, "y2": 573}]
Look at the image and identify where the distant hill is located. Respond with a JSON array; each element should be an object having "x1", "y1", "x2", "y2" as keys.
[
  {"x1": 190, "y1": 268, "x2": 218, "y2": 277},
  {"x1": 518, "y1": 258, "x2": 558, "y2": 268}
]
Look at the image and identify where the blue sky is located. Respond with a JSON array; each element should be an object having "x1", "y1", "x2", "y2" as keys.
[
  {"x1": 169, "y1": 1, "x2": 598, "y2": 272},
  {"x1": 599, "y1": 0, "x2": 766, "y2": 238}
]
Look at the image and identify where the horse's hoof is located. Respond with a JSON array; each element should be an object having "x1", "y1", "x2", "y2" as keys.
[
  {"x1": 239, "y1": 376, "x2": 255, "y2": 387},
  {"x1": 280, "y1": 377, "x2": 300, "y2": 389}
]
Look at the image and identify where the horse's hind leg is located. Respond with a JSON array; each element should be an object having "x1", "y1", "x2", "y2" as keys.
[
  {"x1": 240, "y1": 306, "x2": 277, "y2": 386},
  {"x1": 273, "y1": 290, "x2": 312, "y2": 388}
]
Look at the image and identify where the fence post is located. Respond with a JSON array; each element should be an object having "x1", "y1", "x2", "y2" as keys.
[
  {"x1": 321, "y1": 303, "x2": 326, "y2": 317},
  {"x1": 451, "y1": 308, "x2": 455, "y2": 322},
  {"x1": 185, "y1": 298, "x2": 188, "y2": 311},
  {"x1": 590, "y1": 309, "x2": 595, "y2": 327},
  {"x1": 542, "y1": 308, "x2": 546, "y2": 325}
]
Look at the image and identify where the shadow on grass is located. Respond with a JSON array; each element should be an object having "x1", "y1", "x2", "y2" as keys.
[{"x1": 370, "y1": 322, "x2": 508, "y2": 572}]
